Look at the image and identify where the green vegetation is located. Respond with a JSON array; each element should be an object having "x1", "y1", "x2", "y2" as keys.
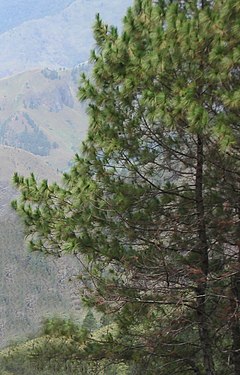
[
  {"x1": 11, "y1": 0, "x2": 240, "y2": 374},
  {"x1": 82, "y1": 309, "x2": 98, "y2": 331},
  {"x1": 0, "y1": 318, "x2": 130, "y2": 374}
]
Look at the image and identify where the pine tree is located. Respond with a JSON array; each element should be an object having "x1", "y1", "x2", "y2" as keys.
[
  {"x1": 12, "y1": 0, "x2": 240, "y2": 374},
  {"x1": 82, "y1": 309, "x2": 97, "y2": 331}
]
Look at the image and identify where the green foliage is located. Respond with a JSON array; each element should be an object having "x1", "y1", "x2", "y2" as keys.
[
  {"x1": 0, "y1": 318, "x2": 130, "y2": 375},
  {"x1": 82, "y1": 309, "x2": 98, "y2": 331},
  {"x1": 13, "y1": 0, "x2": 240, "y2": 374}
]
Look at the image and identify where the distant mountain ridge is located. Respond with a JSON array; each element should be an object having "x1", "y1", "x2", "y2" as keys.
[{"x1": 0, "y1": 0, "x2": 132, "y2": 78}]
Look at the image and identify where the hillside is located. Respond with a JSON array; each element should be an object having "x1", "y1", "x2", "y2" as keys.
[
  {"x1": 0, "y1": 217, "x2": 82, "y2": 348},
  {"x1": 0, "y1": 65, "x2": 89, "y2": 171},
  {"x1": 0, "y1": 145, "x2": 59, "y2": 181},
  {"x1": 0, "y1": 144, "x2": 83, "y2": 348},
  {"x1": 0, "y1": 0, "x2": 133, "y2": 354},
  {"x1": 0, "y1": 145, "x2": 59, "y2": 215},
  {"x1": 0, "y1": 0, "x2": 132, "y2": 77},
  {"x1": 0, "y1": 65, "x2": 89, "y2": 348}
]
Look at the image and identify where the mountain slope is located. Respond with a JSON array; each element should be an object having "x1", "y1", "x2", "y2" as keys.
[
  {"x1": 0, "y1": 64, "x2": 89, "y2": 348},
  {"x1": 0, "y1": 215, "x2": 82, "y2": 348},
  {"x1": 0, "y1": 65, "x2": 89, "y2": 170},
  {"x1": 0, "y1": 0, "x2": 132, "y2": 77},
  {"x1": 0, "y1": 0, "x2": 74, "y2": 34},
  {"x1": 0, "y1": 0, "x2": 133, "y2": 351},
  {"x1": 0, "y1": 145, "x2": 83, "y2": 349}
]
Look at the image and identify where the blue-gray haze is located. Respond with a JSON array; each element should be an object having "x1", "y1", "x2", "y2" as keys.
[
  {"x1": 0, "y1": 0, "x2": 74, "y2": 33},
  {"x1": 0, "y1": 0, "x2": 133, "y2": 77}
]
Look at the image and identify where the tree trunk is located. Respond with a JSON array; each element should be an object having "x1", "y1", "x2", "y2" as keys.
[
  {"x1": 195, "y1": 135, "x2": 215, "y2": 375},
  {"x1": 231, "y1": 226, "x2": 240, "y2": 375}
]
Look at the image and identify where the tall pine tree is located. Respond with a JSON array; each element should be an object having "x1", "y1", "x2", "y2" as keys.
[{"x1": 13, "y1": 0, "x2": 240, "y2": 373}]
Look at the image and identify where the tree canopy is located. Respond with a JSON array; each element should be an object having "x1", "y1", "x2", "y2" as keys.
[{"x1": 12, "y1": 0, "x2": 240, "y2": 374}]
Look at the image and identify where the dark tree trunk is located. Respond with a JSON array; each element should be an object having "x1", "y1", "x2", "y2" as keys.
[
  {"x1": 231, "y1": 229, "x2": 240, "y2": 375},
  {"x1": 195, "y1": 135, "x2": 215, "y2": 375}
]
